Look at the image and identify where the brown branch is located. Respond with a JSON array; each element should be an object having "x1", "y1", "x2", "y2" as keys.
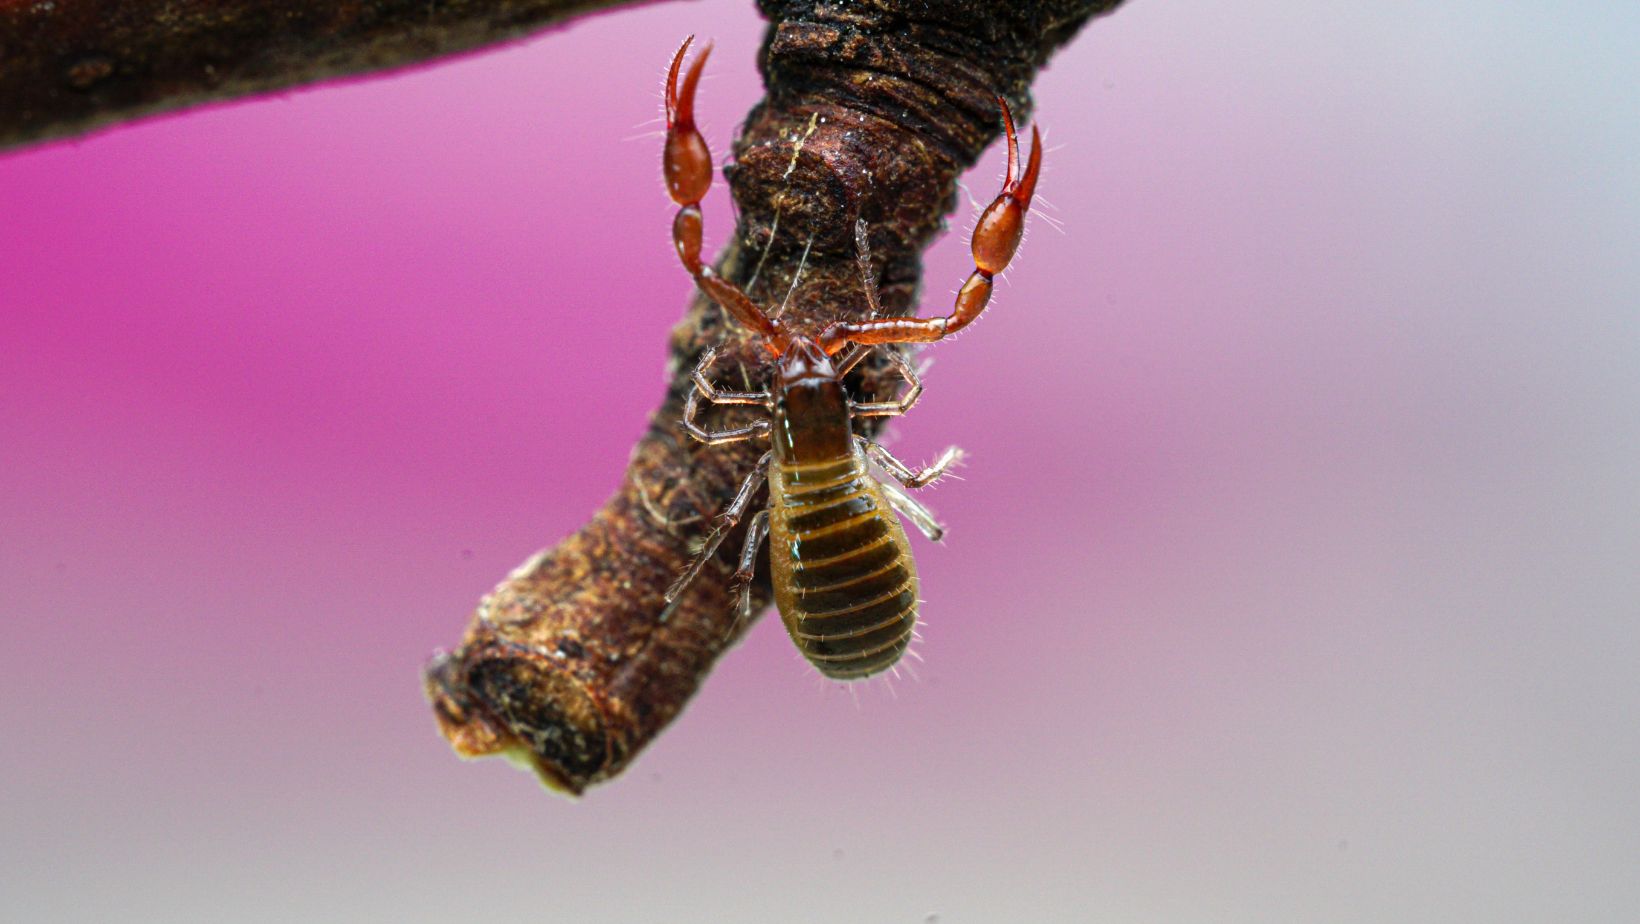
[
  {"x1": 0, "y1": 0, "x2": 650, "y2": 151},
  {"x1": 425, "y1": 0, "x2": 1128, "y2": 795}
]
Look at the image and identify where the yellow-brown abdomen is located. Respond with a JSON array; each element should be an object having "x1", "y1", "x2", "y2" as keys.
[{"x1": 768, "y1": 454, "x2": 918, "y2": 681}]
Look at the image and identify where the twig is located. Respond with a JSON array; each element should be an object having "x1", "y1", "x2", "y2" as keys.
[
  {"x1": 0, "y1": 0, "x2": 645, "y2": 151},
  {"x1": 426, "y1": 0, "x2": 1127, "y2": 795}
]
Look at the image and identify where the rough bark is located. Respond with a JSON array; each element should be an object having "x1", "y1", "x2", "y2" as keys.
[
  {"x1": 426, "y1": 0, "x2": 1127, "y2": 795},
  {"x1": 0, "y1": 0, "x2": 647, "y2": 151}
]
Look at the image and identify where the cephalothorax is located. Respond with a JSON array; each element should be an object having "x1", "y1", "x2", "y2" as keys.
[{"x1": 659, "y1": 37, "x2": 1042, "y2": 680}]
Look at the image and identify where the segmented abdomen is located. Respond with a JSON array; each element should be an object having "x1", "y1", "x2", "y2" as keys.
[{"x1": 768, "y1": 453, "x2": 918, "y2": 681}]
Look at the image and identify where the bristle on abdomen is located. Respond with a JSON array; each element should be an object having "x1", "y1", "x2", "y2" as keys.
[{"x1": 768, "y1": 454, "x2": 918, "y2": 680}]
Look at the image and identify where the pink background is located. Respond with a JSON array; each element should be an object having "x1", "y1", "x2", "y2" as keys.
[{"x1": 4, "y1": 1, "x2": 1637, "y2": 921}]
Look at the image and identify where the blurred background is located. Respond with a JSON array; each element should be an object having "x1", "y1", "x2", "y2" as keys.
[{"x1": 3, "y1": 1, "x2": 1636, "y2": 921}]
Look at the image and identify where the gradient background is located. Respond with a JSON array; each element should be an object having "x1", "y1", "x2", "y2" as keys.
[{"x1": 3, "y1": 2, "x2": 1637, "y2": 921}]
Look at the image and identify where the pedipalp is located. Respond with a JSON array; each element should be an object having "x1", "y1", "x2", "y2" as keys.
[
  {"x1": 665, "y1": 36, "x2": 787, "y2": 354},
  {"x1": 819, "y1": 97, "x2": 1042, "y2": 354}
]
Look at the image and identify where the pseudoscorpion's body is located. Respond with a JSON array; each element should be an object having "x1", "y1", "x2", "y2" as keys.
[
  {"x1": 658, "y1": 37, "x2": 1042, "y2": 681},
  {"x1": 767, "y1": 344, "x2": 918, "y2": 679}
]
